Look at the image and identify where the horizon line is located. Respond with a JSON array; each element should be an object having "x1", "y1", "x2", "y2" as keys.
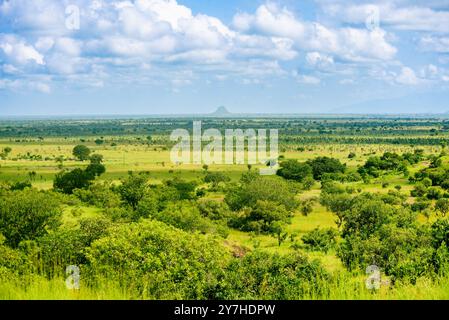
[{"x1": 1, "y1": 111, "x2": 449, "y2": 119}]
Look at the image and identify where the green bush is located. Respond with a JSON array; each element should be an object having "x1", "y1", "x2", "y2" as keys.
[
  {"x1": 86, "y1": 220, "x2": 229, "y2": 299},
  {"x1": 221, "y1": 251, "x2": 328, "y2": 299},
  {"x1": 0, "y1": 190, "x2": 62, "y2": 248},
  {"x1": 302, "y1": 228, "x2": 337, "y2": 253}
]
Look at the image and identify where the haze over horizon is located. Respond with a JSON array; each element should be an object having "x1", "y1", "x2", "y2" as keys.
[{"x1": 1, "y1": 0, "x2": 449, "y2": 115}]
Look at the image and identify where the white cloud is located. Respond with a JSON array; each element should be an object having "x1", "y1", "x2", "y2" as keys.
[
  {"x1": 232, "y1": 3, "x2": 397, "y2": 62},
  {"x1": 0, "y1": 0, "x2": 444, "y2": 93},
  {"x1": 233, "y1": 3, "x2": 305, "y2": 39},
  {"x1": 0, "y1": 35, "x2": 45, "y2": 65},
  {"x1": 2, "y1": 64, "x2": 19, "y2": 74},
  {"x1": 54, "y1": 37, "x2": 81, "y2": 56},
  {"x1": 0, "y1": 77, "x2": 51, "y2": 93},
  {"x1": 420, "y1": 64, "x2": 439, "y2": 79},
  {"x1": 292, "y1": 70, "x2": 321, "y2": 85},
  {"x1": 396, "y1": 67, "x2": 420, "y2": 85},
  {"x1": 0, "y1": 0, "x2": 305, "y2": 92},
  {"x1": 35, "y1": 37, "x2": 55, "y2": 52},
  {"x1": 323, "y1": 3, "x2": 449, "y2": 33},
  {"x1": 419, "y1": 36, "x2": 449, "y2": 53},
  {"x1": 306, "y1": 52, "x2": 334, "y2": 68}
]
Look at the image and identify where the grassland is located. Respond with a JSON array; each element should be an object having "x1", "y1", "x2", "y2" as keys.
[{"x1": 1, "y1": 116, "x2": 449, "y2": 299}]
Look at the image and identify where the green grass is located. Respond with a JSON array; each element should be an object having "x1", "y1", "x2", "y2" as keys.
[{"x1": 2, "y1": 273, "x2": 449, "y2": 300}]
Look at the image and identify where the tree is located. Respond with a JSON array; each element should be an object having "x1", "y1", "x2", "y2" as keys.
[
  {"x1": 86, "y1": 163, "x2": 106, "y2": 177},
  {"x1": 54, "y1": 168, "x2": 95, "y2": 194},
  {"x1": 223, "y1": 251, "x2": 328, "y2": 299},
  {"x1": 229, "y1": 200, "x2": 291, "y2": 235},
  {"x1": 165, "y1": 178, "x2": 198, "y2": 200},
  {"x1": 320, "y1": 191, "x2": 353, "y2": 229},
  {"x1": 0, "y1": 147, "x2": 12, "y2": 159},
  {"x1": 300, "y1": 198, "x2": 316, "y2": 216},
  {"x1": 90, "y1": 154, "x2": 104, "y2": 164},
  {"x1": 276, "y1": 159, "x2": 313, "y2": 182},
  {"x1": 10, "y1": 181, "x2": 32, "y2": 191},
  {"x1": 436, "y1": 198, "x2": 449, "y2": 217},
  {"x1": 204, "y1": 172, "x2": 230, "y2": 189},
  {"x1": 271, "y1": 221, "x2": 288, "y2": 246},
  {"x1": 302, "y1": 228, "x2": 337, "y2": 253},
  {"x1": 54, "y1": 152, "x2": 106, "y2": 194},
  {"x1": 117, "y1": 173, "x2": 150, "y2": 209},
  {"x1": 306, "y1": 157, "x2": 346, "y2": 180},
  {"x1": 72, "y1": 145, "x2": 91, "y2": 161},
  {"x1": 225, "y1": 176, "x2": 299, "y2": 212},
  {"x1": 0, "y1": 190, "x2": 62, "y2": 247},
  {"x1": 302, "y1": 176, "x2": 315, "y2": 190},
  {"x1": 74, "y1": 182, "x2": 121, "y2": 208}
]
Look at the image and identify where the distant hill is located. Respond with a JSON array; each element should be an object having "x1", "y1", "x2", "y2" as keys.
[{"x1": 210, "y1": 106, "x2": 232, "y2": 117}]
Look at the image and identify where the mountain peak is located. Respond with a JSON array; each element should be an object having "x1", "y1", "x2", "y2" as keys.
[{"x1": 211, "y1": 106, "x2": 232, "y2": 116}]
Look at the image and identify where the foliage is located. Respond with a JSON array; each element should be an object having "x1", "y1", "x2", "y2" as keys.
[
  {"x1": 203, "y1": 172, "x2": 231, "y2": 189},
  {"x1": 86, "y1": 220, "x2": 229, "y2": 299},
  {"x1": 306, "y1": 157, "x2": 346, "y2": 180},
  {"x1": 222, "y1": 251, "x2": 328, "y2": 299},
  {"x1": 302, "y1": 228, "x2": 338, "y2": 253},
  {"x1": 225, "y1": 176, "x2": 299, "y2": 212},
  {"x1": 229, "y1": 200, "x2": 291, "y2": 235},
  {"x1": 117, "y1": 173, "x2": 150, "y2": 209},
  {"x1": 74, "y1": 182, "x2": 121, "y2": 208},
  {"x1": 72, "y1": 145, "x2": 91, "y2": 161},
  {"x1": 0, "y1": 190, "x2": 62, "y2": 248},
  {"x1": 276, "y1": 160, "x2": 313, "y2": 182}
]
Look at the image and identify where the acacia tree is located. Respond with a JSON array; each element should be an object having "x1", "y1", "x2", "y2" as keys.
[{"x1": 73, "y1": 145, "x2": 91, "y2": 161}]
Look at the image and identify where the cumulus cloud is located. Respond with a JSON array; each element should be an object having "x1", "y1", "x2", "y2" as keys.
[
  {"x1": 232, "y1": 3, "x2": 397, "y2": 62},
  {"x1": 396, "y1": 67, "x2": 420, "y2": 85},
  {"x1": 0, "y1": 35, "x2": 45, "y2": 65},
  {"x1": 0, "y1": 0, "x2": 445, "y2": 94},
  {"x1": 0, "y1": 0, "x2": 306, "y2": 93},
  {"x1": 306, "y1": 52, "x2": 333, "y2": 67}
]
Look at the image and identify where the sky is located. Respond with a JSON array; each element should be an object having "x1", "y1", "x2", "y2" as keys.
[{"x1": 1, "y1": 0, "x2": 449, "y2": 115}]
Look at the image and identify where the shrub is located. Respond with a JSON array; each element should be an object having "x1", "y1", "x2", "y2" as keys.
[
  {"x1": 74, "y1": 183, "x2": 121, "y2": 208},
  {"x1": 229, "y1": 200, "x2": 291, "y2": 234},
  {"x1": 86, "y1": 220, "x2": 229, "y2": 299},
  {"x1": 306, "y1": 157, "x2": 346, "y2": 180},
  {"x1": 225, "y1": 176, "x2": 299, "y2": 212},
  {"x1": 302, "y1": 228, "x2": 337, "y2": 253},
  {"x1": 222, "y1": 251, "x2": 328, "y2": 299},
  {"x1": 0, "y1": 190, "x2": 62, "y2": 248},
  {"x1": 276, "y1": 160, "x2": 313, "y2": 182}
]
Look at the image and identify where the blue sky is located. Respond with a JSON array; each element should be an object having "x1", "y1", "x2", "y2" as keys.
[{"x1": 1, "y1": 0, "x2": 449, "y2": 115}]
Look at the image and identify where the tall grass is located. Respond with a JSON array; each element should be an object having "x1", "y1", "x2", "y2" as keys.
[{"x1": 2, "y1": 273, "x2": 449, "y2": 300}]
